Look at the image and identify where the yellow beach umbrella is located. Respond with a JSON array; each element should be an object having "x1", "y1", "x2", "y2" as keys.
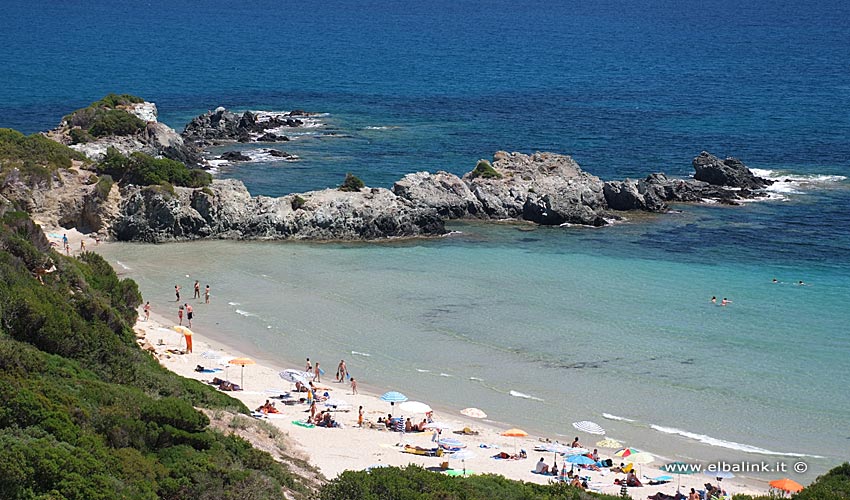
[
  {"x1": 625, "y1": 451, "x2": 654, "y2": 477},
  {"x1": 596, "y1": 438, "x2": 622, "y2": 448},
  {"x1": 172, "y1": 326, "x2": 194, "y2": 353},
  {"x1": 228, "y1": 357, "x2": 256, "y2": 388}
]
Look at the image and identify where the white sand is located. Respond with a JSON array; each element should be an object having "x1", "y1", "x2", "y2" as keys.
[{"x1": 132, "y1": 308, "x2": 769, "y2": 498}]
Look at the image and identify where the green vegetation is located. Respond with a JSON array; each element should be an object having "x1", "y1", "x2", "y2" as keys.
[
  {"x1": 64, "y1": 93, "x2": 147, "y2": 138},
  {"x1": 338, "y1": 172, "x2": 365, "y2": 192},
  {"x1": 0, "y1": 212, "x2": 314, "y2": 499},
  {"x1": 93, "y1": 174, "x2": 113, "y2": 200},
  {"x1": 69, "y1": 127, "x2": 93, "y2": 144},
  {"x1": 319, "y1": 465, "x2": 621, "y2": 500},
  {"x1": 98, "y1": 147, "x2": 211, "y2": 188},
  {"x1": 291, "y1": 194, "x2": 307, "y2": 210},
  {"x1": 469, "y1": 159, "x2": 502, "y2": 179},
  {"x1": 0, "y1": 128, "x2": 87, "y2": 185}
]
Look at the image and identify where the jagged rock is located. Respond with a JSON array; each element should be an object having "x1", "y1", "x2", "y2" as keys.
[
  {"x1": 393, "y1": 171, "x2": 484, "y2": 219},
  {"x1": 220, "y1": 151, "x2": 251, "y2": 162},
  {"x1": 112, "y1": 179, "x2": 446, "y2": 242},
  {"x1": 265, "y1": 149, "x2": 298, "y2": 160},
  {"x1": 183, "y1": 107, "x2": 311, "y2": 146},
  {"x1": 693, "y1": 151, "x2": 772, "y2": 189}
]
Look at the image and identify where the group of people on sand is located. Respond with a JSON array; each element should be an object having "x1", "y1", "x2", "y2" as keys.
[
  {"x1": 55, "y1": 233, "x2": 100, "y2": 257},
  {"x1": 256, "y1": 400, "x2": 281, "y2": 414},
  {"x1": 306, "y1": 357, "x2": 358, "y2": 394}
]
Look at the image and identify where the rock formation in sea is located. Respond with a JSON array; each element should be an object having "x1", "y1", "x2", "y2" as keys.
[{"x1": 182, "y1": 107, "x2": 311, "y2": 146}]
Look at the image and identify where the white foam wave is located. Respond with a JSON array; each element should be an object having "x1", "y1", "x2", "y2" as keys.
[
  {"x1": 228, "y1": 302, "x2": 240, "y2": 306},
  {"x1": 469, "y1": 376, "x2": 483, "y2": 381},
  {"x1": 351, "y1": 351, "x2": 371, "y2": 357},
  {"x1": 602, "y1": 413, "x2": 635, "y2": 422},
  {"x1": 439, "y1": 373, "x2": 452, "y2": 377},
  {"x1": 235, "y1": 309, "x2": 255, "y2": 317},
  {"x1": 115, "y1": 260, "x2": 131, "y2": 270},
  {"x1": 416, "y1": 369, "x2": 430, "y2": 373},
  {"x1": 509, "y1": 390, "x2": 544, "y2": 402},
  {"x1": 649, "y1": 424, "x2": 823, "y2": 458}
]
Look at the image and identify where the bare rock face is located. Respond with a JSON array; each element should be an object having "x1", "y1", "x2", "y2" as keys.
[
  {"x1": 112, "y1": 180, "x2": 446, "y2": 242},
  {"x1": 182, "y1": 107, "x2": 309, "y2": 146},
  {"x1": 392, "y1": 171, "x2": 484, "y2": 219},
  {"x1": 693, "y1": 151, "x2": 772, "y2": 189}
]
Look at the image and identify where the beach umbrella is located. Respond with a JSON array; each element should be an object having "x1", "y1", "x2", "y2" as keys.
[
  {"x1": 572, "y1": 420, "x2": 605, "y2": 435},
  {"x1": 400, "y1": 401, "x2": 432, "y2": 414},
  {"x1": 566, "y1": 454, "x2": 596, "y2": 465},
  {"x1": 562, "y1": 447, "x2": 590, "y2": 456},
  {"x1": 661, "y1": 461, "x2": 698, "y2": 491},
  {"x1": 460, "y1": 407, "x2": 487, "y2": 419},
  {"x1": 614, "y1": 447, "x2": 640, "y2": 458},
  {"x1": 228, "y1": 357, "x2": 255, "y2": 388},
  {"x1": 438, "y1": 437, "x2": 465, "y2": 449},
  {"x1": 625, "y1": 452, "x2": 654, "y2": 477},
  {"x1": 279, "y1": 369, "x2": 310, "y2": 389},
  {"x1": 450, "y1": 449, "x2": 475, "y2": 475},
  {"x1": 500, "y1": 428, "x2": 528, "y2": 455},
  {"x1": 172, "y1": 325, "x2": 194, "y2": 353},
  {"x1": 705, "y1": 470, "x2": 735, "y2": 480},
  {"x1": 596, "y1": 438, "x2": 622, "y2": 448},
  {"x1": 769, "y1": 478, "x2": 803, "y2": 493},
  {"x1": 379, "y1": 391, "x2": 408, "y2": 415}
]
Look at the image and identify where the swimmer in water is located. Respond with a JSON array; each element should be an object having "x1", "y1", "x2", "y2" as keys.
[
  {"x1": 772, "y1": 278, "x2": 778, "y2": 283},
  {"x1": 721, "y1": 297, "x2": 731, "y2": 306},
  {"x1": 798, "y1": 280, "x2": 806, "y2": 286},
  {"x1": 711, "y1": 296, "x2": 717, "y2": 304}
]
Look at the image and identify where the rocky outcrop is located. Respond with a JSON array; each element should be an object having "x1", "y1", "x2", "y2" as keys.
[
  {"x1": 395, "y1": 152, "x2": 610, "y2": 226},
  {"x1": 182, "y1": 107, "x2": 312, "y2": 146},
  {"x1": 113, "y1": 180, "x2": 445, "y2": 243},
  {"x1": 220, "y1": 151, "x2": 252, "y2": 162},
  {"x1": 46, "y1": 102, "x2": 205, "y2": 167},
  {"x1": 693, "y1": 151, "x2": 772, "y2": 189}
]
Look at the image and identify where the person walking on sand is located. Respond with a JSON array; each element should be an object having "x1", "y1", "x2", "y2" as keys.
[
  {"x1": 143, "y1": 301, "x2": 151, "y2": 321},
  {"x1": 309, "y1": 400, "x2": 317, "y2": 422},
  {"x1": 306, "y1": 357, "x2": 312, "y2": 373},
  {"x1": 358, "y1": 405, "x2": 364, "y2": 427},
  {"x1": 337, "y1": 359, "x2": 347, "y2": 382},
  {"x1": 193, "y1": 280, "x2": 200, "y2": 299},
  {"x1": 178, "y1": 305, "x2": 184, "y2": 326},
  {"x1": 351, "y1": 378, "x2": 358, "y2": 395},
  {"x1": 62, "y1": 234, "x2": 68, "y2": 247},
  {"x1": 204, "y1": 284, "x2": 210, "y2": 304},
  {"x1": 185, "y1": 304, "x2": 194, "y2": 328},
  {"x1": 314, "y1": 362, "x2": 321, "y2": 382},
  {"x1": 175, "y1": 285, "x2": 181, "y2": 302}
]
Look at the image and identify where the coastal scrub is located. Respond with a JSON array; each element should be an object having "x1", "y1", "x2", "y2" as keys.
[{"x1": 339, "y1": 172, "x2": 365, "y2": 192}]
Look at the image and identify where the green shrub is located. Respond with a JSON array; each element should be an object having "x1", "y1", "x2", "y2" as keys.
[
  {"x1": 0, "y1": 128, "x2": 87, "y2": 184},
  {"x1": 291, "y1": 195, "x2": 307, "y2": 210},
  {"x1": 141, "y1": 398, "x2": 209, "y2": 433},
  {"x1": 201, "y1": 186, "x2": 214, "y2": 196},
  {"x1": 69, "y1": 127, "x2": 92, "y2": 144},
  {"x1": 88, "y1": 109, "x2": 146, "y2": 137},
  {"x1": 92, "y1": 93, "x2": 144, "y2": 108},
  {"x1": 469, "y1": 159, "x2": 502, "y2": 179},
  {"x1": 97, "y1": 148, "x2": 211, "y2": 188},
  {"x1": 94, "y1": 175, "x2": 113, "y2": 200},
  {"x1": 339, "y1": 172, "x2": 365, "y2": 192}
]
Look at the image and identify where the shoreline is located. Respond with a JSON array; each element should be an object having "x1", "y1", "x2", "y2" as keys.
[{"x1": 129, "y1": 301, "x2": 768, "y2": 497}]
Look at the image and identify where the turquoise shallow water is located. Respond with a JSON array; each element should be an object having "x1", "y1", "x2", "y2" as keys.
[{"x1": 99, "y1": 198, "x2": 850, "y2": 481}]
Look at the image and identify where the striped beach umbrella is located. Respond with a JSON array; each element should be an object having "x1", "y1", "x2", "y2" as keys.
[
  {"x1": 614, "y1": 447, "x2": 640, "y2": 458},
  {"x1": 379, "y1": 391, "x2": 408, "y2": 415},
  {"x1": 572, "y1": 420, "x2": 605, "y2": 435},
  {"x1": 460, "y1": 407, "x2": 487, "y2": 419}
]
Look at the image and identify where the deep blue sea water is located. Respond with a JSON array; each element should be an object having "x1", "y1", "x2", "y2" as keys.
[{"x1": 4, "y1": 0, "x2": 850, "y2": 483}]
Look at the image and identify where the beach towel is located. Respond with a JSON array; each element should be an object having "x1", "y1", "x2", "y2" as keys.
[{"x1": 292, "y1": 420, "x2": 315, "y2": 428}]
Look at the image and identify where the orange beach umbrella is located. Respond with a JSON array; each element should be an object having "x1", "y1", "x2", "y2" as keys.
[
  {"x1": 172, "y1": 326, "x2": 193, "y2": 353},
  {"x1": 228, "y1": 357, "x2": 256, "y2": 388},
  {"x1": 769, "y1": 478, "x2": 804, "y2": 493},
  {"x1": 500, "y1": 428, "x2": 528, "y2": 455}
]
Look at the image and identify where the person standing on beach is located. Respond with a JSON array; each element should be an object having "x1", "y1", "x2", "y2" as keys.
[
  {"x1": 193, "y1": 280, "x2": 200, "y2": 299},
  {"x1": 337, "y1": 359, "x2": 347, "y2": 382},
  {"x1": 314, "y1": 362, "x2": 321, "y2": 382},
  {"x1": 62, "y1": 234, "x2": 68, "y2": 247},
  {"x1": 185, "y1": 304, "x2": 193, "y2": 328},
  {"x1": 178, "y1": 305, "x2": 184, "y2": 326},
  {"x1": 350, "y1": 378, "x2": 358, "y2": 395},
  {"x1": 80, "y1": 239, "x2": 86, "y2": 252},
  {"x1": 306, "y1": 358, "x2": 312, "y2": 373},
  {"x1": 358, "y1": 405, "x2": 364, "y2": 427},
  {"x1": 204, "y1": 284, "x2": 210, "y2": 304},
  {"x1": 175, "y1": 285, "x2": 181, "y2": 302},
  {"x1": 143, "y1": 301, "x2": 151, "y2": 321}
]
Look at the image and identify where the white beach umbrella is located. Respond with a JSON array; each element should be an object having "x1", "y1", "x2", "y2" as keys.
[
  {"x1": 561, "y1": 446, "x2": 590, "y2": 456},
  {"x1": 400, "y1": 401, "x2": 432, "y2": 414},
  {"x1": 572, "y1": 420, "x2": 606, "y2": 435},
  {"x1": 460, "y1": 407, "x2": 487, "y2": 419},
  {"x1": 279, "y1": 369, "x2": 311, "y2": 384},
  {"x1": 449, "y1": 449, "x2": 475, "y2": 475}
]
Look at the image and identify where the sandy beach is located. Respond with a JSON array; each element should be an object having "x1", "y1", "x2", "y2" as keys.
[{"x1": 129, "y1": 306, "x2": 768, "y2": 498}]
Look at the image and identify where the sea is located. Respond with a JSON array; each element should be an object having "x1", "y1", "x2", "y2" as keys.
[{"x1": 3, "y1": 0, "x2": 849, "y2": 483}]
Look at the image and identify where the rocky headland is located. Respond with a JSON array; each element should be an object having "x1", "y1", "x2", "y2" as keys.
[
  {"x1": 182, "y1": 107, "x2": 315, "y2": 145},
  {"x1": 2, "y1": 98, "x2": 775, "y2": 243}
]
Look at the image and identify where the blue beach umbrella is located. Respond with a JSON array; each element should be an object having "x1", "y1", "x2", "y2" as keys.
[
  {"x1": 380, "y1": 391, "x2": 408, "y2": 415},
  {"x1": 566, "y1": 454, "x2": 596, "y2": 465}
]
